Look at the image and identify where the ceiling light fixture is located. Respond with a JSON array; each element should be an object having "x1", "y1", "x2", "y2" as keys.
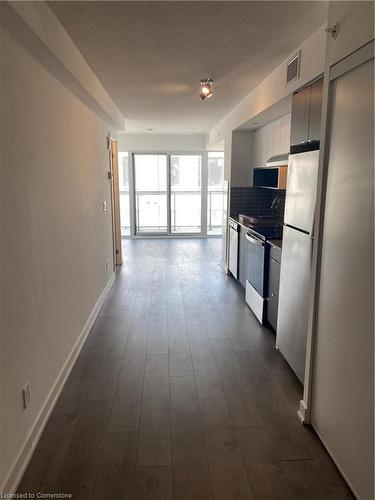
[{"x1": 200, "y1": 78, "x2": 213, "y2": 100}]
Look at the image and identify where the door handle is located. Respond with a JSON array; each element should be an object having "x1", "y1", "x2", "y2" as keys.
[{"x1": 246, "y1": 234, "x2": 264, "y2": 246}]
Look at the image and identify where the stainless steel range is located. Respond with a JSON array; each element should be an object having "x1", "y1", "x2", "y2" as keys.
[{"x1": 241, "y1": 215, "x2": 283, "y2": 323}]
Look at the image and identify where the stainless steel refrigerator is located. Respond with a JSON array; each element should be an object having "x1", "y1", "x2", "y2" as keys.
[{"x1": 276, "y1": 149, "x2": 319, "y2": 383}]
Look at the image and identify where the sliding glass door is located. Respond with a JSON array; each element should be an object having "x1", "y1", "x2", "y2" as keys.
[
  {"x1": 128, "y1": 151, "x2": 224, "y2": 236},
  {"x1": 170, "y1": 155, "x2": 202, "y2": 233},
  {"x1": 134, "y1": 154, "x2": 168, "y2": 234}
]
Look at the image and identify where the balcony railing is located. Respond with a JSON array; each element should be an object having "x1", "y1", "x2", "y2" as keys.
[
  {"x1": 207, "y1": 189, "x2": 224, "y2": 234},
  {"x1": 119, "y1": 188, "x2": 224, "y2": 235}
]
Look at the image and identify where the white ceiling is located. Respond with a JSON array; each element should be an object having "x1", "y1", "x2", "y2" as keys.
[
  {"x1": 238, "y1": 95, "x2": 292, "y2": 131},
  {"x1": 49, "y1": 1, "x2": 327, "y2": 134}
]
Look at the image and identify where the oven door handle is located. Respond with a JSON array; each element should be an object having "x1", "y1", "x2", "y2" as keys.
[{"x1": 246, "y1": 233, "x2": 264, "y2": 246}]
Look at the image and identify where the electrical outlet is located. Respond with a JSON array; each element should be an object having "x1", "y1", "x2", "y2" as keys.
[
  {"x1": 22, "y1": 383, "x2": 30, "y2": 410},
  {"x1": 105, "y1": 259, "x2": 110, "y2": 270}
]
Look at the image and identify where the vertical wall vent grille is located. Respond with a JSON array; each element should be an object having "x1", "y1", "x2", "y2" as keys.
[{"x1": 287, "y1": 51, "x2": 301, "y2": 83}]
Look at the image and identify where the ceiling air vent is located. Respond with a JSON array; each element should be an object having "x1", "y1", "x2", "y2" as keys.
[{"x1": 287, "y1": 51, "x2": 301, "y2": 84}]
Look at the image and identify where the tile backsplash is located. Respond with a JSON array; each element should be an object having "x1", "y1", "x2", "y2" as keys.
[{"x1": 230, "y1": 186, "x2": 285, "y2": 222}]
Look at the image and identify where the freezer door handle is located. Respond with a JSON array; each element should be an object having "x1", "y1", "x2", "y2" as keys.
[{"x1": 246, "y1": 234, "x2": 264, "y2": 246}]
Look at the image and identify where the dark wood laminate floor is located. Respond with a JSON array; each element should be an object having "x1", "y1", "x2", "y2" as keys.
[{"x1": 18, "y1": 238, "x2": 353, "y2": 500}]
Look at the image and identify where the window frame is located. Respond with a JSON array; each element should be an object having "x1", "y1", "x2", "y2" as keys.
[{"x1": 120, "y1": 150, "x2": 224, "y2": 238}]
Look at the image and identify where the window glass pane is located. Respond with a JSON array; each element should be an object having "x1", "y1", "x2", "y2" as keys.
[
  {"x1": 135, "y1": 154, "x2": 167, "y2": 191},
  {"x1": 134, "y1": 154, "x2": 168, "y2": 233},
  {"x1": 207, "y1": 152, "x2": 224, "y2": 235},
  {"x1": 171, "y1": 193, "x2": 201, "y2": 233},
  {"x1": 137, "y1": 194, "x2": 167, "y2": 233},
  {"x1": 118, "y1": 152, "x2": 130, "y2": 236},
  {"x1": 171, "y1": 155, "x2": 201, "y2": 190},
  {"x1": 170, "y1": 155, "x2": 201, "y2": 233},
  {"x1": 208, "y1": 152, "x2": 224, "y2": 189}
]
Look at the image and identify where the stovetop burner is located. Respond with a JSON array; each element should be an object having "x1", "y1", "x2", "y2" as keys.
[
  {"x1": 239, "y1": 213, "x2": 278, "y2": 226},
  {"x1": 236, "y1": 214, "x2": 283, "y2": 241}
]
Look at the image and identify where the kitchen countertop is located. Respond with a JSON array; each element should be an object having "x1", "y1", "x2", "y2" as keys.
[
  {"x1": 229, "y1": 216, "x2": 283, "y2": 241},
  {"x1": 229, "y1": 215, "x2": 250, "y2": 229},
  {"x1": 230, "y1": 215, "x2": 282, "y2": 230}
]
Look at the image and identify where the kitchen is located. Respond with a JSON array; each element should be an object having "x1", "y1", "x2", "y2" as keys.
[{"x1": 228, "y1": 74, "x2": 323, "y2": 384}]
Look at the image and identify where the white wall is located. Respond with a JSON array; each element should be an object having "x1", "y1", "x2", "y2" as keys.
[
  {"x1": 0, "y1": 7, "x2": 121, "y2": 493},
  {"x1": 0, "y1": 1, "x2": 124, "y2": 131},
  {"x1": 325, "y1": 0, "x2": 375, "y2": 68},
  {"x1": 118, "y1": 133, "x2": 207, "y2": 152}
]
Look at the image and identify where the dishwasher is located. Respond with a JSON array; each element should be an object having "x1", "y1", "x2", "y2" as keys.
[{"x1": 228, "y1": 219, "x2": 240, "y2": 279}]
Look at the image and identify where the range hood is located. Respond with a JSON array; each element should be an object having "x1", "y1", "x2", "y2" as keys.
[{"x1": 266, "y1": 153, "x2": 289, "y2": 167}]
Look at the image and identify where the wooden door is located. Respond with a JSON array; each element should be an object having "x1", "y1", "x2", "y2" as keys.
[{"x1": 110, "y1": 139, "x2": 123, "y2": 266}]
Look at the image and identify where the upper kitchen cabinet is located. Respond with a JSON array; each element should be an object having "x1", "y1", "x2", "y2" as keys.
[
  {"x1": 308, "y1": 78, "x2": 324, "y2": 143},
  {"x1": 252, "y1": 114, "x2": 291, "y2": 167},
  {"x1": 290, "y1": 77, "x2": 323, "y2": 153},
  {"x1": 290, "y1": 85, "x2": 310, "y2": 146}
]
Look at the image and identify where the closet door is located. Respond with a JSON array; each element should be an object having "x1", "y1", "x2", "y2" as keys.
[{"x1": 311, "y1": 49, "x2": 374, "y2": 500}]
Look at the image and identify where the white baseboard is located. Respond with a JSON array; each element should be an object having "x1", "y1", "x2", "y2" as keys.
[
  {"x1": 220, "y1": 258, "x2": 229, "y2": 274},
  {"x1": 1, "y1": 273, "x2": 116, "y2": 495},
  {"x1": 297, "y1": 399, "x2": 310, "y2": 424}
]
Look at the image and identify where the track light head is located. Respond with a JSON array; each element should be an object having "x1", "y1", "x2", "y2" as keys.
[{"x1": 200, "y1": 78, "x2": 213, "y2": 100}]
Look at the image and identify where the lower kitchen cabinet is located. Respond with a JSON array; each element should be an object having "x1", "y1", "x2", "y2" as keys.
[{"x1": 267, "y1": 242, "x2": 282, "y2": 330}]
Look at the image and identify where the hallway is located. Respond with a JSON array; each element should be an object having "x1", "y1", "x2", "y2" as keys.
[{"x1": 18, "y1": 239, "x2": 352, "y2": 499}]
